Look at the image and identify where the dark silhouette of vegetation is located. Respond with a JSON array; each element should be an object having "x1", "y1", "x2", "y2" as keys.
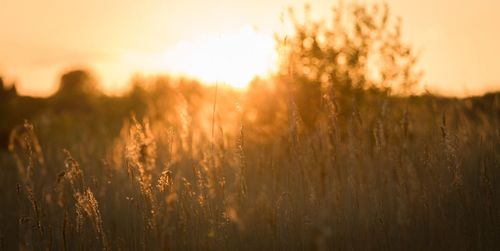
[
  {"x1": 1, "y1": 2, "x2": 500, "y2": 250},
  {"x1": 275, "y1": 3, "x2": 421, "y2": 129},
  {"x1": 56, "y1": 69, "x2": 100, "y2": 96},
  {"x1": 0, "y1": 77, "x2": 17, "y2": 98}
]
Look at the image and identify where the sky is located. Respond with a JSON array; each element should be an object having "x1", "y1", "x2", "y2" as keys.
[{"x1": 0, "y1": 0, "x2": 499, "y2": 97}]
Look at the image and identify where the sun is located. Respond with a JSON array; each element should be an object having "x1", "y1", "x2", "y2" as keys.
[{"x1": 161, "y1": 26, "x2": 277, "y2": 89}]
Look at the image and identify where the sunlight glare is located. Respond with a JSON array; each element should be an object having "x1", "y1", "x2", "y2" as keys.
[{"x1": 161, "y1": 26, "x2": 277, "y2": 89}]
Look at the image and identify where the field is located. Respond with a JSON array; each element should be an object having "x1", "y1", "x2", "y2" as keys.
[
  {"x1": 1, "y1": 80, "x2": 500, "y2": 250},
  {"x1": 1, "y1": 3, "x2": 500, "y2": 250}
]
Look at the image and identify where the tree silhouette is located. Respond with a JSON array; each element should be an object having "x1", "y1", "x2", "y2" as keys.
[
  {"x1": 276, "y1": 3, "x2": 422, "y2": 128},
  {"x1": 55, "y1": 69, "x2": 100, "y2": 97},
  {"x1": 52, "y1": 69, "x2": 102, "y2": 111}
]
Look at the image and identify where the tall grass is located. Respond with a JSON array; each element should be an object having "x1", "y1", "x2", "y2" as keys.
[{"x1": 1, "y1": 85, "x2": 499, "y2": 250}]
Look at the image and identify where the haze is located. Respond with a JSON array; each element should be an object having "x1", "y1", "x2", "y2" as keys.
[{"x1": 1, "y1": 0, "x2": 499, "y2": 96}]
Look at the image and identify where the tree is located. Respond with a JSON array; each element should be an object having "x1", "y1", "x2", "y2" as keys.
[
  {"x1": 52, "y1": 69, "x2": 102, "y2": 111},
  {"x1": 276, "y1": 3, "x2": 422, "y2": 128},
  {"x1": 55, "y1": 69, "x2": 101, "y2": 97}
]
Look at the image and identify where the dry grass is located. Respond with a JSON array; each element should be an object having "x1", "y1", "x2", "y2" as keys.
[
  {"x1": 1, "y1": 4, "x2": 499, "y2": 249},
  {"x1": 1, "y1": 88, "x2": 499, "y2": 250}
]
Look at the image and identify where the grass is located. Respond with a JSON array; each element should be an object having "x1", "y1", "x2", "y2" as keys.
[
  {"x1": 0, "y1": 4, "x2": 499, "y2": 249},
  {"x1": 1, "y1": 84, "x2": 499, "y2": 250}
]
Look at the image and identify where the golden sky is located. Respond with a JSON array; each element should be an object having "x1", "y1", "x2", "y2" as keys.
[{"x1": 1, "y1": 0, "x2": 499, "y2": 96}]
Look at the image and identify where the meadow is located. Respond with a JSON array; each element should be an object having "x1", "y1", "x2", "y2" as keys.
[{"x1": 1, "y1": 3, "x2": 500, "y2": 250}]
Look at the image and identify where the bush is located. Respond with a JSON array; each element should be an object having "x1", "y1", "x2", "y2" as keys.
[{"x1": 275, "y1": 3, "x2": 422, "y2": 128}]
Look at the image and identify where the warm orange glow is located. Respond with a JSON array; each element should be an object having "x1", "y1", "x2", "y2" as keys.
[
  {"x1": 160, "y1": 26, "x2": 277, "y2": 89},
  {"x1": 1, "y1": 0, "x2": 500, "y2": 96}
]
